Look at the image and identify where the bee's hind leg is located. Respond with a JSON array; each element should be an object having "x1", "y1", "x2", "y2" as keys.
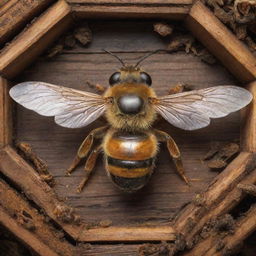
[
  {"x1": 77, "y1": 144, "x2": 102, "y2": 193},
  {"x1": 65, "y1": 126, "x2": 108, "y2": 176},
  {"x1": 154, "y1": 129, "x2": 190, "y2": 186}
]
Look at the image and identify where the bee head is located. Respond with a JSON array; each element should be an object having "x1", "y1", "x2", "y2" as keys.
[{"x1": 103, "y1": 50, "x2": 159, "y2": 130}]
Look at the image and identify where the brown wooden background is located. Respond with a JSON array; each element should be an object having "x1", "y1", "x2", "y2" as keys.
[{"x1": 14, "y1": 20, "x2": 239, "y2": 229}]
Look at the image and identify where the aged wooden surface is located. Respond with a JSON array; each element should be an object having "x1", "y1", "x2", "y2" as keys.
[
  {"x1": 185, "y1": 1, "x2": 256, "y2": 84},
  {"x1": 0, "y1": 0, "x2": 72, "y2": 79},
  {"x1": 241, "y1": 81, "x2": 256, "y2": 152},
  {"x1": 0, "y1": 77, "x2": 12, "y2": 148},
  {"x1": 68, "y1": 0, "x2": 193, "y2": 19},
  {"x1": 0, "y1": 179, "x2": 75, "y2": 256},
  {"x1": 0, "y1": 0, "x2": 55, "y2": 46},
  {"x1": 13, "y1": 21, "x2": 241, "y2": 230}
]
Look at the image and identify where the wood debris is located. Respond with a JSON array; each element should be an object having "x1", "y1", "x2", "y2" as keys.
[
  {"x1": 204, "y1": 0, "x2": 256, "y2": 54},
  {"x1": 156, "y1": 25, "x2": 217, "y2": 64},
  {"x1": 153, "y1": 22, "x2": 173, "y2": 37},
  {"x1": 203, "y1": 142, "x2": 240, "y2": 170},
  {"x1": 46, "y1": 23, "x2": 92, "y2": 58},
  {"x1": 53, "y1": 204, "x2": 80, "y2": 224},
  {"x1": 237, "y1": 183, "x2": 256, "y2": 197},
  {"x1": 138, "y1": 242, "x2": 175, "y2": 256},
  {"x1": 73, "y1": 24, "x2": 92, "y2": 46},
  {"x1": 16, "y1": 142, "x2": 54, "y2": 186}
]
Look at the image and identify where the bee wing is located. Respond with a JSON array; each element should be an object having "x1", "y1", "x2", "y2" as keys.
[
  {"x1": 9, "y1": 82, "x2": 107, "y2": 128},
  {"x1": 153, "y1": 85, "x2": 252, "y2": 130}
]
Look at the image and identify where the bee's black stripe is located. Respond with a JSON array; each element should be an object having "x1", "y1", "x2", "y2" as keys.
[
  {"x1": 110, "y1": 173, "x2": 151, "y2": 192},
  {"x1": 107, "y1": 156, "x2": 153, "y2": 169}
]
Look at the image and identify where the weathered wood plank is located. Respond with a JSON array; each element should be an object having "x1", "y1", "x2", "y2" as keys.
[
  {"x1": 79, "y1": 226, "x2": 175, "y2": 242},
  {"x1": 69, "y1": 0, "x2": 192, "y2": 19},
  {"x1": 0, "y1": 179, "x2": 75, "y2": 256},
  {"x1": 0, "y1": 146, "x2": 82, "y2": 240},
  {"x1": 0, "y1": 209, "x2": 60, "y2": 256},
  {"x1": 0, "y1": 0, "x2": 73, "y2": 79},
  {"x1": 0, "y1": 77, "x2": 12, "y2": 148},
  {"x1": 184, "y1": 204, "x2": 256, "y2": 256},
  {"x1": 241, "y1": 81, "x2": 256, "y2": 152},
  {"x1": 185, "y1": 1, "x2": 256, "y2": 83},
  {"x1": 68, "y1": 0, "x2": 192, "y2": 3},
  {"x1": 0, "y1": 0, "x2": 55, "y2": 46}
]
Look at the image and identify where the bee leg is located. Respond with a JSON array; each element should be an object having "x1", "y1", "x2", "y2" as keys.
[
  {"x1": 168, "y1": 83, "x2": 194, "y2": 95},
  {"x1": 77, "y1": 144, "x2": 102, "y2": 193},
  {"x1": 168, "y1": 83, "x2": 185, "y2": 95},
  {"x1": 154, "y1": 129, "x2": 190, "y2": 186},
  {"x1": 86, "y1": 81, "x2": 106, "y2": 93},
  {"x1": 66, "y1": 126, "x2": 108, "y2": 176}
]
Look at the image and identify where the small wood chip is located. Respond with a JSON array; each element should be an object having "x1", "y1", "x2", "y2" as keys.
[
  {"x1": 153, "y1": 22, "x2": 173, "y2": 37},
  {"x1": 237, "y1": 183, "x2": 256, "y2": 197},
  {"x1": 203, "y1": 142, "x2": 240, "y2": 170},
  {"x1": 74, "y1": 25, "x2": 92, "y2": 46}
]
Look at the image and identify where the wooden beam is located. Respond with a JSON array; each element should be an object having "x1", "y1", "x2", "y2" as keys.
[
  {"x1": 79, "y1": 226, "x2": 176, "y2": 242},
  {"x1": 0, "y1": 77, "x2": 12, "y2": 148},
  {"x1": 68, "y1": 0, "x2": 193, "y2": 19},
  {"x1": 0, "y1": 0, "x2": 55, "y2": 46},
  {"x1": 0, "y1": 0, "x2": 73, "y2": 79},
  {"x1": 185, "y1": 1, "x2": 256, "y2": 83},
  {"x1": 0, "y1": 146, "x2": 82, "y2": 240},
  {"x1": 241, "y1": 81, "x2": 256, "y2": 152},
  {"x1": 0, "y1": 179, "x2": 75, "y2": 256},
  {"x1": 183, "y1": 205, "x2": 256, "y2": 256},
  {"x1": 172, "y1": 152, "x2": 255, "y2": 246},
  {"x1": 0, "y1": 209, "x2": 60, "y2": 256}
]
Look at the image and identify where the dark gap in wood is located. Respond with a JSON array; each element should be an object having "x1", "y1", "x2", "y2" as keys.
[
  {"x1": 0, "y1": 224, "x2": 34, "y2": 256},
  {"x1": 229, "y1": 194, "x2": 256, "y2": 220}
]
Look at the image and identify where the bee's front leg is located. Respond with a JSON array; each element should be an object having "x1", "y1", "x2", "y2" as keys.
[
  {"x1": 66, "y1": 126, "x2": 108, "y2": 176},
  {"x1": 154, "y1": 129, "x2": 190, "y2": 186}
]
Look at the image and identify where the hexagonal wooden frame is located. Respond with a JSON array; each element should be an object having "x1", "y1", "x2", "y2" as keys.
[{"x1": 0, "y1": 0, "x2": 256, "y2": 254}]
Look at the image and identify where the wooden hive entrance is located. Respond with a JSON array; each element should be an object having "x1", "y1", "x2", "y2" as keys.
[{"x1": 0, "y1": 0, "x2": 256, "y2": 255}]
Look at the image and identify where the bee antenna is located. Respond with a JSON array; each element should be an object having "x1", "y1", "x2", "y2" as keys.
[
  {"x1": 103, "y1": 49, "x2": 126, "y2": 67},
  {"x1": 134, "y1": 49, "x2": 164, "y2": 68}
]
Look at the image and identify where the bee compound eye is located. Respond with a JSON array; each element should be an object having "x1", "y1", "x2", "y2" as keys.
[
  {"x1": 109, "y1": 72, "x2": 121, "y2": 86},
  {"x1": 140, "y1": 72, "x2": 152, "y2": 86}
]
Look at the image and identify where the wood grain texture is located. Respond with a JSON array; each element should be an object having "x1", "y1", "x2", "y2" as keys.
[
  {"x1": 69, "y1": 0, "x2": 192, "y2": 19},
  {"x1": 79, "y1": 226, "x2": 175, "y2": 242},
  {"x1": 0, "y1": 209, "x2": 60, "y2": 256},
  {"x1": 241, "y1": 81, "x2": 256, "y2": 152},
  {"x1": 0, "y1": 0, "x2": 73, "y2": 79},
  {"x1": 0, "y1": 179, "x2": 75, "y2": 256},
  {"x1": 13, "y1": 21, "x2": 241, "y2": 230},
  {"x1": 0, "y1": 146, "x2": 82, "y2": 240},
  {"x1": 172, "y1": 152, "x2": 254, "y2": 245},
  {"x1": 185, "y1": 1, "x2": 256, "y2": 83},
  {"x1": 184, "y1": 204, "x2": 256, "y2": 256},
  {"x1": 0, "y1": 77, "x2": 12, "y2": 148},
  {"x1": 0, "y1": 0, "x2": 55, "y2": 46}
]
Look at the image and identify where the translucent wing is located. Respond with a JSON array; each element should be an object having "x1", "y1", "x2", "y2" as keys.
[
  {"x1": 153, "y1": 86, "x2": 252, "y2": 130},
  {"x1": 9, "y1": 82, "x2": 106, "y2": 128}
]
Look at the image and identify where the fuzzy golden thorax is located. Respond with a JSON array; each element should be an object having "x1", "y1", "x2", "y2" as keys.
[{"x1": 104, "y1": 83, "x2": 157, "y2": 131}]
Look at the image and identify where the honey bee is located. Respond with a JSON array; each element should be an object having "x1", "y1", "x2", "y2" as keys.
[{"x1": 9, "y1": 51, "x2": 252, "y2": 193}]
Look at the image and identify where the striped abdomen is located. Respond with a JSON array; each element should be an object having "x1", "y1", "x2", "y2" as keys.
[{"x1": 103, "y1": 129, "x2": 158, "y2": 192}]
